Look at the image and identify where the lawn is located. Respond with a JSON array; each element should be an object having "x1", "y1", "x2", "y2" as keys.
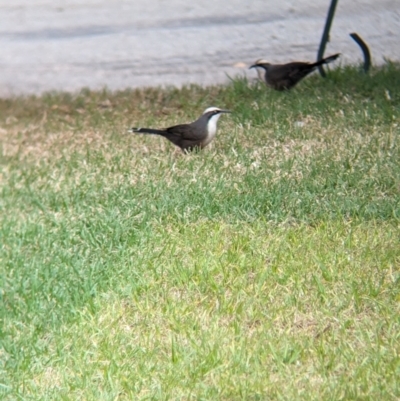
[{"x1": 0, "y1": 64, "x2": 399, "y2": 400}]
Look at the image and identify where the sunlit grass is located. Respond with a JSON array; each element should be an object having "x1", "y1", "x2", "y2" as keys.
[{"x1": 0, "y1": 64, "x2": 399, "y2": 400}]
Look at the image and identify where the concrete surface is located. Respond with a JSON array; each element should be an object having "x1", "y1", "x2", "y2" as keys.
[{"x1": 0, "y1": 0, "x2": 399, "y2": 96}]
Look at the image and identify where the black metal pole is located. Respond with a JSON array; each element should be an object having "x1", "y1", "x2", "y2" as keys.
[
  {"x1": 350, "y1": 33, "x2": 371, "y2": 73},
  {"x1": 317, "y1": 0, "x2": 339, "y2": 77}
]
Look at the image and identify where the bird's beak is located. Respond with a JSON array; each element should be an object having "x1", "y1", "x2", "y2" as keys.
[
  {"x1": 249, "y1": 64, "x2": 257, "y2": 69},
  {"x1": 219, "y1": 109, "x2": 231, "y2": 114}
]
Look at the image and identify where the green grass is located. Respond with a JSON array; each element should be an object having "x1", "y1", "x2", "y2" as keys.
[{"x1": 0, "y1": 64, "x2": 399, "y2": 400}]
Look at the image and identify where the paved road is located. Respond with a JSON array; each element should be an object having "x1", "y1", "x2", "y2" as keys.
[{"x1": 0, "y1": 0, "x2": 399, "y2": 96}]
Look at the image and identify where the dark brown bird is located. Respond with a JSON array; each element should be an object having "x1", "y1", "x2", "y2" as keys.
[
  {"x1": 128, "y1": 107, "x2": 231, "y2": 152},
  {"x1": 249, "y1": 53, "x2": 340, "y2": 91}
]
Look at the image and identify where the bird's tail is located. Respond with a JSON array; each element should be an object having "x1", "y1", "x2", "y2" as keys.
[
  {"x1": 313, "y1": 53, "x2": 340, "y2": 67},
  {"x1": 128, "y1": 127, "x2": 167, "y2": 135}
]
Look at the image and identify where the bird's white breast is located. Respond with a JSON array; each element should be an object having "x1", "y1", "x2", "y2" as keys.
[{"x1": 203, "y1": 114, "x2": 221, "y2": 146}]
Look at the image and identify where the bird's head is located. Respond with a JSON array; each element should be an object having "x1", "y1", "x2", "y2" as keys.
[
  {"x1": 203, "y1": 107, "x2": 231, "y2": 123},
  {"x1": 249, "y1": 60, "x2": 271, "y2": 82},
  {"x1": 249, "y1": 59, "x2": 271, "y2": 70}
]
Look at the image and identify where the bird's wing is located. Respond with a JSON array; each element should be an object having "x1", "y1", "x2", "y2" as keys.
[
  {"x1": 166, "y1": 124, "x2": 203, "y2": 140},
  {"x1": 286, "y1": 62, "x2": 314, "y2": 79},
  {"x1": 162, "y1": 124, "x2": 203, "y2": 150}
]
